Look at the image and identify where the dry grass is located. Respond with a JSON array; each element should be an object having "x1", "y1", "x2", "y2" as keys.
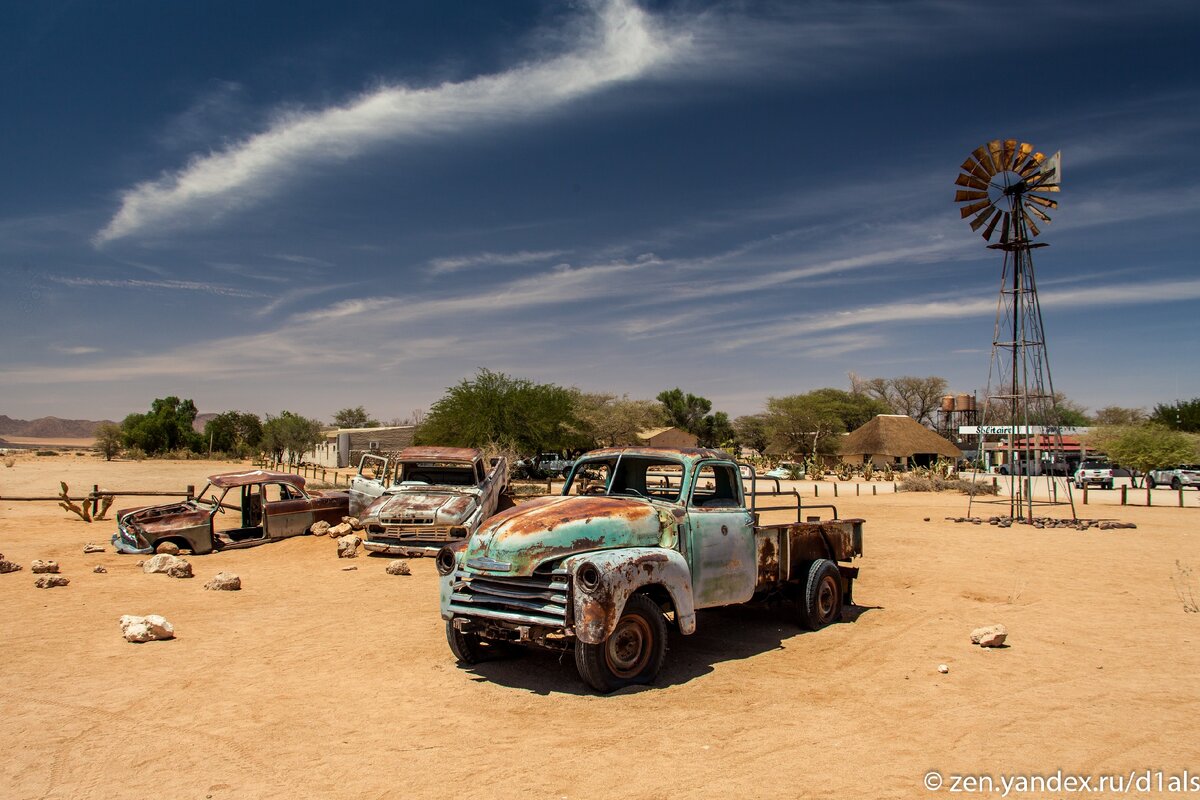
[{"x1": 897, "y1": 474, "x2": 999, "y2": 495}]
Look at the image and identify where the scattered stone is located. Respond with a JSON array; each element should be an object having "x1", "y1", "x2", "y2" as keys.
[
  {"x1": 386, "y1": 560, "x2": 411, "y2": 576},
  {"x1": 342, "y1": 565, "x2": 358, "y2": 571},
  {"x1": 342, "y1": 516, "x2": 362, "y2": 530},
  {"x1": 35, "y1": 575, "x2": 70, "y2": 588},
  {"x1": 329, "y1": 522, "x2": 354, "y2": 537},
  {"x1": 31, "y1": 560, "x2": 60, "y2": 574},
  {"x1": 142, "y1": 553, "x2": 194, "y2": 579},
  {"x1": 310, "y1": 520, "x2": 331, "y2": 536},
  {"x1": 94, "y1": 565, "x2": 107, "y2": 573},
  {"x1": 923, "y1": 517, "x2": 930, "y2": 522},
  {"x1": 336, "y1": 534, "x2": 361, "y2": 559},
  {"x1": 0, "y1": 559, "x2": 21, "y2": 574},
  {"x1": 83, "y1": 543, "x2": 105, "y2": 554},
  {"x1": 937, "y1": 664, "x2": 949, "y2": 674},
  {"x1": 119, "y1": 614, "x2": 175, "y2": 643},
  {"x1": 204, "y1": 572, "x2": 241, "y2": 591},
  {"x1": 970, "y1": 624, "x2": 1009, "y2": 648},
  {"x1": 155, "y1": 541, "x2": 180, "y2": 555}
]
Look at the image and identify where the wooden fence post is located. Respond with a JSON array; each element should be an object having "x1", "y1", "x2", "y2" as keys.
[
  {"x1": 1181, "y1": 488, "x2": 1186, "y2": 508},
  {"x1": 1120, "y1": 487, "x2": 1127, "y2": 506},
  {"x1": 833, "y1": 483, "x2": 838, "y2": 498},
  {"x1": 814, "y1": 485, "x2": 819, "y2": 497},
  {"x1": 92, "y1": 484, "x2": 100, "y2": 516},
  {"x1": 1082, "y1": 486, "x2": 1088, "y2": 505},
  {"x1": 872, "y1": 485, "x2": 877, "y2": 496}
]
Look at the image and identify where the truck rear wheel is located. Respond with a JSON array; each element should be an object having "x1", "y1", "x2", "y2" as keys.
[
  {"x1": 798, "y1": 559, "x2": 843, "y2": 631},
  {"x1": 446, "y1": 622, "x2": 512, "y2": 665},
  {"x1": 574, "y1": 594, "x2": 667, "y2": 693}
]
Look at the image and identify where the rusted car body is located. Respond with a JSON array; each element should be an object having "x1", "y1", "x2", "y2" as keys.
[
  {"x1": 112, "y1": 470, "x2": 348, "y2": 555},
  {"x1": 355, "y1": 447, "x2": 509, "y2": 556},
  {"x1": 438, "y1": 447, "x2": 864, "y2": 692}
]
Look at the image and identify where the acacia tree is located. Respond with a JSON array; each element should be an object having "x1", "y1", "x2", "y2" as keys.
[
  {"x1": 656, "y1": 388, "x2": 733, "y2": 447},
  {"x1": 203, "y1": 411, "x2": 263, "y2": 457},
  {"x1": 120, "y1": 396, "x2": 202, "y2": 455},
  {"x1": 850, "y1": 374, "x2": 943, "y2": 426},
  {"x1": 332, "y1": 406, "x2": 379, "y2": 428},
  {"x1": 260, "y1": 411, "x2": 323, "y2": 464},
  {"x1": 95, "y1": 423, "x2": 123, "y2": 461},
  {"x1": 572, "y1": 392, "x2": 665, "y2": 448},
  {"x1": 1150, "y1": 398, "x2": 1200, "y2": 432},
  {"x1": 415, "y1": 369, "x2": 582, "y2": 455},
  {"x1": 764, "y1": 394, "x2": 846, "y2": 457},
  {"x1": 1092, "y1": 406, "x2": 1146, "y2": 427},
  {"x1": 733, "y1": 414, "x2": 770, "y2": 455}
]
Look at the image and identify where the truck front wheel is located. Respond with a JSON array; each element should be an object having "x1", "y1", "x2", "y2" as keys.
[
  {"x1": 574, "y1": 594, "x2": 667, "y2": 693},
  {"x1": 798, "y1": 559, "x2": 843, "y2": 631},
  {"x1": 446, "y1": 622, "x2": 512, "y2": 665}
]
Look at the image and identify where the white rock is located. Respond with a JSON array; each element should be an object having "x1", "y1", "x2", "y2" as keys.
[
  {"x1": 83, "y1": 543, "x2": 105, "y2": 554},
  {"x1": 35, "y1": 575, "x2": 70, "y2": 588},
  {"x1": 310, "y1": 520, "x2": 331, "y2": 536},
  {"x1": 336, "y1": 534, "x2": 361, "y2": 559},
  {"x1": 31, "y1": 560, "x2": 60, "y2": 574},
  {"x1": 342, "y1": 516, "x2": 362, "y2": 530},
  {"x1": 937, "y1": 664, "x2": 949, "y2": 674},
  {"x1": 204, "y1": 572, "x2": 241, "y2": 591},
  {"x1": 154, "y1": 541, "x2": 180, "y2": 555},
  {"x1": 142, "y1": 553, "x2": 193, "y2": 579},
  {"x1": 119, "y1": 614, "x2": 175, "y2": 643},
  {"x1": 970, "y1": 624, "x2": 1009, "y2": 647},
  {"x1": 329, "y1": 522, "x2": 354, "y2": 537},
  {"x1": 386, "y1": 560, "x2": 411, "y2": 576}
]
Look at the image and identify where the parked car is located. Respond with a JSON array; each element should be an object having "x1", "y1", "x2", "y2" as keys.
[
  {"x1": 1073, "y1": 461, "x2": 1114, "y2": 490},
  {"x1": 112, "y1": 470, "x2": 349, "y2": 555},
  {"x1": 1146, "y1": 465, "x2": 1200, "y2": 490},
  {"x1": 353, "y1": 447, "x2": 509, "y2": 556},
  {"x1": 764, "y1": 461, "x2": 802, "y2": 479},
  {"x1": 514, "y1": 452, "x2": 574, "y2": 478}
]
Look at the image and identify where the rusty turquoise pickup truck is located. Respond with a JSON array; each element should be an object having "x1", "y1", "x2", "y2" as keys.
[{"x1": 437, "y1": 446, "x2": 864, "y2": 693}]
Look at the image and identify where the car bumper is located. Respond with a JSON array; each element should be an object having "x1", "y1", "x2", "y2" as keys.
[
  {"x1": 363, "y1": 541, "x2": 439, "y2": 557},
  {"x1": 111, "y1": 532, "x2": 153, "y2": 555}
]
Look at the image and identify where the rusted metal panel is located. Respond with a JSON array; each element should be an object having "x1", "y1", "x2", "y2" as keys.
[
  {"x1": 561, "y1": 548, "x2": 695, "y2": 643},
  {"x1": 755, "y1": 529, "x2": 781, "y2": 592},
  {"x1": 209, "y1": 470, "x2": 306, "y2": 489},
  {"x1": 395, "y1": 446, "x2": 482, "y2": 462}
]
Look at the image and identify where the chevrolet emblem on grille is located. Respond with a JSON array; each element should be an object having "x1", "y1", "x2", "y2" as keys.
[{"x1": 466, "y1": 556, "x2": 512, "y2": 572}]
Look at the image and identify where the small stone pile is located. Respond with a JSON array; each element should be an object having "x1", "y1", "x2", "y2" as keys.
[
  {"x1": 31, "y1": 560, "x2": 60, "y2": 574},
  {"x1": 947, "y1": 516, "x2": 1136, "y2": 531},
  {"x1": 314, "y1": 516, "x2": 364, "y2": 538}
]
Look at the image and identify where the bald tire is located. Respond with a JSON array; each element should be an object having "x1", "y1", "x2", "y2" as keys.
[
  {"x1": 798, "y1": 558, "x2": 843, "y2": 631},
  {"x1": 574, "y1": 594, "x2": 667, "y2": 694}
]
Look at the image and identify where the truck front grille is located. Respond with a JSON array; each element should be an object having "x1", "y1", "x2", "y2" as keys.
[
  {"x1": 377, "y1": 524, "x2": 454, "y2": 541},
  {"x1": 448, "y1": 571, "x2": 570, "y2": 628}
]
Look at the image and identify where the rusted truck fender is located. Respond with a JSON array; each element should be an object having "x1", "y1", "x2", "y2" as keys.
[{"x1": 560, "y1": 548, "x2": 695, "y2": 644}]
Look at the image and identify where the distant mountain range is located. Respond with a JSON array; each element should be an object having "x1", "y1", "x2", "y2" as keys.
[{"x1": 0, "y1": 415, "x2": 117, "y2": 439}]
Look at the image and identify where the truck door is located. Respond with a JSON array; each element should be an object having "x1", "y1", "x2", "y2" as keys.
[
  {"x1": 685, "y1": 461, "x2": 757, "y2": 609},
  {"x1": 350, "y1": 454, "x2": 390, "y2": 517}
]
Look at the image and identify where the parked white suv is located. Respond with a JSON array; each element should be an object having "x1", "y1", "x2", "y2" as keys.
[
  {"x1": 1073, "y1": 461, "x2": 1114, "y2": 490},
  {"x1": 1146, "y1": 465, "x2": 1200, "y2": 490}
]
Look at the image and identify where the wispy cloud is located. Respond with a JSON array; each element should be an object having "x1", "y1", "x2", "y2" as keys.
[
  {"x1": 51, "y1": 345, "x2": 101, "y2": 355},
  {"x1": 428, "y1": 249, "x2": 568, "y2": 274},
  {"x1": 47, "y1": 275, "x2": 264, "y2": 299},
  {"x1": 94, "y1": 0, "x2": 690, "y2": 244}
]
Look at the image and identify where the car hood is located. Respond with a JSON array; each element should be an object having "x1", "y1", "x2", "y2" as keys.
[
  {"x1": 121, "y1": 500, "x2": 210, "y2": 533},
  {"x1": 463, "y1": 495, "x2": 680, "y2": 577},
  {"x1": 365, "y1": 490, "x2": 476, "y2": 521}
]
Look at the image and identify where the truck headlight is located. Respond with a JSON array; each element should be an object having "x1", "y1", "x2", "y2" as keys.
[
  {"x1": 576, "y1": 562, "x2": 601, "y2": 592},
  {"x1": 436, "y1": 547, "x2": 457, "y2": 577}
]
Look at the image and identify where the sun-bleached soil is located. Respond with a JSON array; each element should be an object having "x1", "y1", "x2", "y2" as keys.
[{"x1": 2, "y1": 455, "x2": 1198, "y2": 799}]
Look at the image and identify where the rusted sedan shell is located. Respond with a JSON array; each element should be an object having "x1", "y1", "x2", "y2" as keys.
[
  {"x1": 465, "y1": 495, "x2": 664, "y2": 576},
  {"x1": 395, "y1": 446, "x2": 482, "y2": 462},
  {"x1": 561, "y1": 548, "x2": 696, "y2": 644},
  {"x1": 208, "y1": 470, "x2": 307, "y2": 489}
]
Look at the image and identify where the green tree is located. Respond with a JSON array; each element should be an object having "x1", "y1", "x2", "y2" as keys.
[
  {"x1": 732, "y1": 414, "x2": 771, "y2": 454},
  {"x1": 1150, "y1": 398, "x2": 1200, "y2": 432},
  {"x1": 572, "y1": 392, "x2": 666, "y2": 448},
  {"x1": 260, "y1": 411, "x2": 324, "y2": 464},
  {"x1": 764, "y1": 394, "x2": 846, "y2": 457},
  {"x1": 332, "y1": 406, "x2": 380, "y2": 429},
  {"x1": 415, "y1": 369, "x2": 582, "y2": 455},
  {"x1": 1092, "y1": 406, "x2": 1146, "y2": 427},
  {"x1": 807, "y1": 388, "x2": 891, "y2": 431},
  {"x1": 120, "y1": 396, "x2": 202, "y2": 455},
  {"x1": 1085, "y1": 425, "x2": 1200, "y2": 484},
  {"x1": 95, "y1": 422, "x2": 123, "y2": 461},
  {"x1": 203, "y1": 411, "x2": 263, "y2": 456},
  {"x1": 655, "y1": 388, "x2": 733, "y2": 447}
]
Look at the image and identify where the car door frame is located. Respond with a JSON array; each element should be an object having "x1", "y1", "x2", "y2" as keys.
[{"x1": 684, "y1": 458, "x2": 757, "y2": 610}]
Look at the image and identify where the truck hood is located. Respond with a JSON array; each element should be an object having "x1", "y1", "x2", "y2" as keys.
[
  {"x1": 365, "y1": 490, "x2": 476, "y2": 522},
  {"x1": 463, "y1": 495, "x2": 679, "y2": 576}
]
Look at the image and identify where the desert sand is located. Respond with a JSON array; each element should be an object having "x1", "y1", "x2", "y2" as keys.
[{"x1": 2, "y1": 454, "x2": 1199, "y2": 799}]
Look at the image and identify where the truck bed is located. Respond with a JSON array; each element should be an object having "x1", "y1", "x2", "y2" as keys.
[{"x1": 754, "y1": 518, "x2": 864, "y2": 593}]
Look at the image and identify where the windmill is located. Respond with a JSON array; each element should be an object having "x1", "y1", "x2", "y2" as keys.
[{"x1": 954, "y1": 139, "x2": 1075, "y2": 521}]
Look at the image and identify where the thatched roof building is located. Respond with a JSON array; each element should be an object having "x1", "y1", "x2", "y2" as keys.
[{"x1": 839, "y1": 415, "x2": 960, "y2": 467}]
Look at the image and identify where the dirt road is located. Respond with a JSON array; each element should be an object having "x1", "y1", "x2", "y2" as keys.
[{"x1": 2, "y1": 455, "x2": 1198, "y2": 799}]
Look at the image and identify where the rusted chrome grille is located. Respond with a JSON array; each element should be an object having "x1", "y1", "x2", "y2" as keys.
[
  {"x1": 449, "y1": 571, "x2": 570, "y2": 628},
  {"x1": 381, "y1": 513, "x2": 436, "y2": 526},
  {"x1": 378, "y1": 524, "x2": 453, "y2": 541}
]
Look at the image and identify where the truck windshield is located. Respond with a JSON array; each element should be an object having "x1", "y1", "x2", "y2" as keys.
[{"x1": 564, "y1": 456, "x2": 683, "y2": 502}]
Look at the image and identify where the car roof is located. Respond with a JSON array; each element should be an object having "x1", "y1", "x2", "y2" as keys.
[
  {"x1": 397, "y1": 446, "x2": 481, "y2": 462},
  {"x1": 208, "y1": 470, "x2": 306, "y2": 489}
]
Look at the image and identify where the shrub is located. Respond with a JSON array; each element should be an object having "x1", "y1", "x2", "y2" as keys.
[
  {"x1": 35, "y1": 450, "x2": 58, "y2": 456},
  {"x1": 4, "y1": 457, "x2": 15, "y2": 468},
  {"x1": 898, "y1": 475, "x2": 999, "y2": 495}
]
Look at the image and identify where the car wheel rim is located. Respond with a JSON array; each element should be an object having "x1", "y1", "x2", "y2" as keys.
[
  {"x1": 605, "y1": 614, "x2": 652, "y2": 678},
  {"x1": 817, "y1": 576, "x2": 838, "y2": 620}
]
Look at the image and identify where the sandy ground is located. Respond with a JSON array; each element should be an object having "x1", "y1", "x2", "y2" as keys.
[{"x1": 2, "y1": 455, "x2": 1199, "y2": 799}]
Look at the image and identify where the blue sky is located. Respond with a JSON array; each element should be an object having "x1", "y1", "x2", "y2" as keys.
[{"x1": 2, "y1": 0, "x2": 1198, "y2": 423}]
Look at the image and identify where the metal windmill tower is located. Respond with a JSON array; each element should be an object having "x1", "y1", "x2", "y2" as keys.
[{"x1": 954, "y1": 139, "x2": 1076, "y2": 521}]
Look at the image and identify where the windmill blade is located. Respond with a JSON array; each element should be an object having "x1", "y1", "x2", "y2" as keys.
[
  {"x1": 960, "y1": 198, "x2": 992, "y2": 218},
  {"x1": 1025, "y1": 215, "x2": 1041, "y2": 238},
  {"x1": 972, "y1": 145, "x2": 997, "y2": 176},
  {"x1": 955, "y1": 189, "x2": 989, "y2": 202},
  {"x1": 1012, "y1": 142, "x2": 1033, "y2": 170},
  {"x1": 998, "y1": 214, "x2": 1011, "y2": 243},
  {"x1": 956, "y1": 172, "x2": 990, "y2": 191},
  {"x1": 960, "y1": 155, "x2": 992, "y2": 181},
  {"x1": 971, "y1": 206, "x2": 999, "y2": 232},
  {"x1": 982, "y1": 209, "x2": 1004, "y2": 240},
  {"x1": 1018, "y1": 152, "x2": 1046, "y2": 177},
  {"x1": 1026, "y1": 194, "x2": 1058, "y2": 209},
  {"x1": 987, "y1": 140, "x2": 1006, "y2": 172},
  {"x1": 1027, "y1": 203, "x2": 1052, "y2": 223},
  {"x1": 1001, "y1": 139, "x2": 1017, "y2": 170}
]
